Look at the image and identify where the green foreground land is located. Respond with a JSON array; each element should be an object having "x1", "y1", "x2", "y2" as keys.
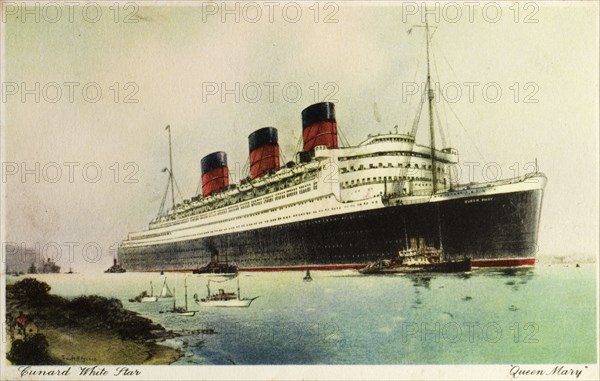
[{"x1": 5, "y1": 278, "x2": 182, "y2": 365}]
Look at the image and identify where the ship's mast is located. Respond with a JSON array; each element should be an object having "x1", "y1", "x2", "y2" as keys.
[
  {"x1": 437, "y1": 205, "x2": 444, "y2": 259},
  {"x1": 425, "y1": 14, "x2": 437, "y2": 194},
  {"x1": 403, "y1": 216, "x2": 409, "y2": 251},
  {"x1": 166, "y1": 125, "x2": 175, "y2": 209},
  {"x1": 184, "y1": 278, "x2": 188, "y2": 311}
]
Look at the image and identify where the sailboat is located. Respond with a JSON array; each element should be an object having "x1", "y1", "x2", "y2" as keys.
[
  {"x1": 195, "y1": 276, "x2": 258, "y2": 307},
  {"x1": 158, "y1": 278, "x2": 174, "y2": 299},
  {"x1": 165, "y1": 278, "x2": 196, "y2": 316},
  {"x1": 141, "y1": 281, "x2": 158, "y2": 302}
]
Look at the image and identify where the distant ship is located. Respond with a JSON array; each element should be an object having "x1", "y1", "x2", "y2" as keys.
[
  {"x1": 118, "y1": 19, "x2": 546, "y2": 272},
  {"x1": 28, "y1": 258, "x2": 60, "y2": 274}
]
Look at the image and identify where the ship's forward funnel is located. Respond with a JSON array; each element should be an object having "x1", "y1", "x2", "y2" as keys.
[
  {"x1": 201, "y1": 151, "x2": 229, "y2": 197},
  {"x1": 249, "y1": 127, "x2": 280, "y2": 179},
  {"x1": 301, "y1": 102, "x2": 338, "y2": 152}
]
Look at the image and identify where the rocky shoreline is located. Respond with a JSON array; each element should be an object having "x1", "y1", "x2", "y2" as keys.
[{"x1": 5, "y1": 278, "x2": 183, "y2": 365}]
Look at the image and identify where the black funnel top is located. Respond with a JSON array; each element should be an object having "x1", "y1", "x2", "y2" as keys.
[
  {"x1": 248, "y1": 127, "x2": 278, "y2": 152},
  {"x1": 201, "y1": 151, "x2": 228, "y2": 174},
  {"x1": 301, "y1": 102, "x2": 336, "y2": 129}
]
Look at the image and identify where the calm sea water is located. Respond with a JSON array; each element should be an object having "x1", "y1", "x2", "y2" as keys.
[{"x1": 9, "y1": 262, "x2": 597, "y2": 365}]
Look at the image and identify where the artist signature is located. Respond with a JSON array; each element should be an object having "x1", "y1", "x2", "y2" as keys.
[
  {"x1": 510, "y1": 365, "x2": 588, "y2": 379},
  {"x1": 61, "y1": 354, "x2": 98, "y2": 363}
]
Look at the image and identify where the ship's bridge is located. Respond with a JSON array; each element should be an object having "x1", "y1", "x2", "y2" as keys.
[
  {"x1": 312, "y1": 132, "x2": 460, "y2": 202},
  {"x1": 358, "y1": 133, "x2": 415, "y2": 146},
  {"x1": 317, "y1": 132, "x2": 459, "y2": 165}
]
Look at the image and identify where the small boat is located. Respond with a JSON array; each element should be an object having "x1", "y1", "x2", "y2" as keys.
[
  {"x1": 303, "y1": 270, "x2": 312, "y2": 281},
  {"x1": 163, "y1": 278, "x2": 197, "y2": 316},
  {"x1": 141, "y1": 281, "x2": 158, "y2": 302},
  {"x1": 359, "y1": 238, "x2": 471, "y2": 274},
  {"x1": 193, "y1": 253, "x2": 238, "y2": 275},
  {"x1": 66, "y1": 268, "x2": 75, "y2": 274},
  {"x1": 131, "y1": 278, "x2": 173, "y2": 302},
  {"x1": 195, "y1": 276, "x2": 258, "y2": 307},
  {"x1": 157, "y1": 278, "x2": 174, "y2": 299}
]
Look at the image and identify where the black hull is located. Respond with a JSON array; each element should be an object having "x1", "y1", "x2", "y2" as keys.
[{"x1": 119, "y1": 187, "x2": 544, "y2": 271}]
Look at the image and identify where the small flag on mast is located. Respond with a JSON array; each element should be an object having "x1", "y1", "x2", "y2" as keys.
[{"x1": 165, "y1": 125, "x2": 170, "y2": 131}]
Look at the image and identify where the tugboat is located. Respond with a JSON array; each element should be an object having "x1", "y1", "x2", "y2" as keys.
[
  {"x1": 105, "y1": 258, "x2": 126, "y2": 273},
  {"x1": 359, "y1": 238, "x2": 471, "y2": 274},
  {"x1": 195, "y1": 276, "x2": 258, "y2": 307},
  {"x1": 360, "y1": 207, "x2": 471, "y2": 274},
  {"x1": 193, "y1": 253, "x2": 238, "y2": 275}
]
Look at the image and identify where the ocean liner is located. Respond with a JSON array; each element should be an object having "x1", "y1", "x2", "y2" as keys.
[{"x1": 118, "y1": 21, "x2": 546, "y2": 272}]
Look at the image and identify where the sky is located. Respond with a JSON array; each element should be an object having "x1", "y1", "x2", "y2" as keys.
[{"x1": 2, "y1": 1, "x2": 599, "y2": 272}]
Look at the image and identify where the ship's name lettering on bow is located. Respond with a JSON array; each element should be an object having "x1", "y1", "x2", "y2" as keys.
[{"x1": 464, "y1": 197, "x2": 494, "y2": 204}]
